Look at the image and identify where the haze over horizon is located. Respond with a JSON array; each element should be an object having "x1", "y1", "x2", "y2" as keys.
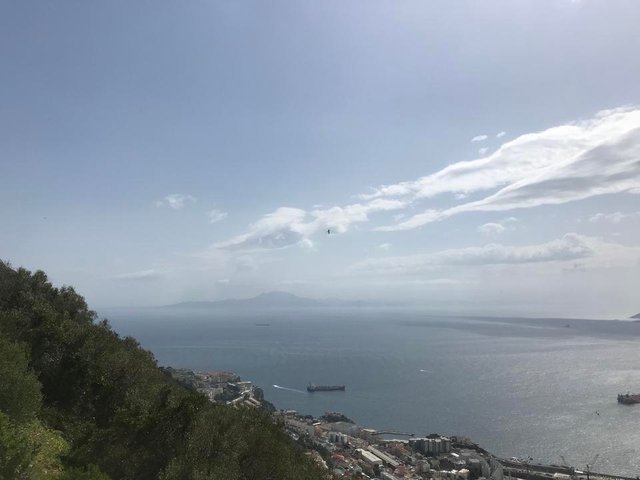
[{"x1": 2, "y1": 1, "x2": 640, "y2": 317}]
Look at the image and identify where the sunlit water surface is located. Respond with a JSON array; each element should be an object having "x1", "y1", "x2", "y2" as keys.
[{"x1": 105, "y1": 308, "x2": 640, "y2": 476}]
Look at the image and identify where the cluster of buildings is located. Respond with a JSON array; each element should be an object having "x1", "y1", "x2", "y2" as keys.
[
  {"x1": 166, "y1": 367, "x2": 266, "y2": 409},
  {"x1": 166, "y1": 368, "x2": 633, "y2": 480},
  {"x1": 274, "y1": 410, "x2": 634, "y2": 480},
  {"x1": 409, "y1": 437, "x2": 452, "y2": 456},
  {"x1": 275, "y1": 410, "x2": 499, "y2": 480}
]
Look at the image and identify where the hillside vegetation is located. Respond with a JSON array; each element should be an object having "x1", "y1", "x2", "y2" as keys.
[{"x1": 0, "y1": 262, "x2": 328, "y2": 480}]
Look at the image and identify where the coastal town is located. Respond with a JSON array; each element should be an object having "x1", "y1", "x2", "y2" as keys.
[
  {"x1": 167, "y1": 368, "x2": 637, "y2": 480},
  {"x1": 166, "y1": 367, "x2": 272, "y2": 410}
]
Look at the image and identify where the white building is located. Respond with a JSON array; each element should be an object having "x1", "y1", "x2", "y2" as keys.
[
  {"x1": 356, "y1": 448, "x2": 383, "y2": 467},
  {"x1": 367, "y1": 446, "x2": 400, "y2": 469}
]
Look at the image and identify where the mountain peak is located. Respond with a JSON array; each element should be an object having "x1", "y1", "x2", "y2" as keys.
[
  {"x1": 166, "y1": 291, "x2": 320, "y2": 308},
  {"x1": 249, "y1": 291, "x2": 319, "y2": 306},
  {"x1": 254, "y1": 291, "x2": 304, "y2": 300}
]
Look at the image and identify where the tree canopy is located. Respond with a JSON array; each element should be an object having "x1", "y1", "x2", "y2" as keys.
[{"x1": 0, "y1": 261, "x2": 328, "y2": 480}]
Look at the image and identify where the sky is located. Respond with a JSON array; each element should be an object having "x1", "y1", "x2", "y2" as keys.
[{"x1": 1, "y1": 0, "x2": 639, "y2": 317}]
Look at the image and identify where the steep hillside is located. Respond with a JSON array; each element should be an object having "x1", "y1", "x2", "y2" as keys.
[{"x1": 0, "y1": 262, "x2": 328, "y2": 480}]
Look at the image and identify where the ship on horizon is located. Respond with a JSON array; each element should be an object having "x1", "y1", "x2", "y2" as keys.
[
  {"x1": 307, "y1": 383, "x2": 346, "y2": 392},
  {"x1": 617, "y1": 393, "x2": 640, "y2": 405}
]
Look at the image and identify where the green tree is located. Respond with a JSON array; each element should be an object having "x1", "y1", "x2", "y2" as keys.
[
  {"x1": 0, "y1": 262, "x2": 328, "y2": 480},
  {"x1": 59, "y1": 465, "x2": 110, "y2": 480},
  {"x1": 26, "y1": 421, "x2": 69, "y2": 480},
  {"x1": 0, "y1": 412, "x2": 33, "y2": 480},
  {"x1": 0, "y1": 337, "x2": 42, "y2": 423}
]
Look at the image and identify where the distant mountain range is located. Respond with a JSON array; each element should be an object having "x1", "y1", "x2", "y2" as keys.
[
  {"x1": 165, "y1": 291, "x2": 376, "y2": 309},
  {"x1": 631, "y1": 313, "x2": 640, "y2": 320}
]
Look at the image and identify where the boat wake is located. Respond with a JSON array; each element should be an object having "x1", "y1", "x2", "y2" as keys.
[
  {"x1": 273, "y1": 384, "x2": 306, "y2": 394},
  {"x1": 419, "y1": 369, "x2": 432, "y2": 373}
]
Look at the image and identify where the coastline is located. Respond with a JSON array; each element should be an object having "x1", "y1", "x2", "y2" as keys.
[{"x1": 168, "y1": 367, "x2": 636, "y2": 480}]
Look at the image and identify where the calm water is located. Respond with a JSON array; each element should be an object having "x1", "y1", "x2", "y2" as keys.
[{"x1": 105, "y1": 308, "x2": 640, "y2": 476}]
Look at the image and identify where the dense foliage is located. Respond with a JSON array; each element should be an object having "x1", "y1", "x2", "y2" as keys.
[{"x1": 0, "y1": 262, "x2": 328, "y2": 480}]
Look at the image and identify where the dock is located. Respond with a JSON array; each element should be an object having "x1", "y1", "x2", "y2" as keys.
[{"x1": 374, "y1": 430, "x2": 415, "y2": 437}]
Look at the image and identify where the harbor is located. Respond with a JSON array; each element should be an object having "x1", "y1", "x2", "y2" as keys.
[
  {"x1": 278, "y1": 408, "x2": 638, "y2": 480},
  {"x1": 167, "y1": 368, "x2": 639, "y2": 480}
]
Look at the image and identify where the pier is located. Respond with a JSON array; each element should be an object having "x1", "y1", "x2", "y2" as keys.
[{"x1": 374, "y1": 430, "x2": 415, "y2": 437}]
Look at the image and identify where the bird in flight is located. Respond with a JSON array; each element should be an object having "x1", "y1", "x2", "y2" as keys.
[{"x1": 327, "y1": 229, "x2": 331, "y2": 235}]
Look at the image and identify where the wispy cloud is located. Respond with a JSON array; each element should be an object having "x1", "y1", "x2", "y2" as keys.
[
  {"x1": 299, "y1": 238, "x2": 316, "y2": 251},
  {"x1": 496, "y1": 131, "x2": 506, "y2": 138},
  {"x1": 349, "y1": 233, "x2": 639, "y2": 276},
  {"x1": 209, "y1": 208, "x2": 228, "y2": 224},
  {"x1": 376, "y1": 107, "x2": 640, "y2": 231},
  {"x1": 213, "y1": 207, "x2": 307, "y2": 251},
  {"x1": 471, "y1": 134, "x2": 488, "y2": 142},
  {"x1": 213, "y1": 199, "x2": 406, "y2": 251},
  {"x1": 156, "y1": 193, "x2": 197, "y2": 210},
  {"x1": 111, "y1": 269, "x2": 162, "y2": 281},
  {"x1": 477, "y1": 222, "x2": 506, "y2": 236},
  {"x1": 589, "y1": 211, "x2": 640, "y2": 224},
  {"x1": 478, "y1": 147, "x2": 488, "y2": 156},
  {"x1": 214, "y1": 107, "x2": 640, "y2": 248},
  {"x1": 378, "y1": 243, "x2": 392, "y2": 251},
  {"x1": 477, "y1": 217, "x2": 518, "y2": 236}
]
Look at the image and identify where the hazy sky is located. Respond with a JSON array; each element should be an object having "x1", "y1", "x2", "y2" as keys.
[{"x1": 2, "y1": 1, "x2": 640, "y2": 317}]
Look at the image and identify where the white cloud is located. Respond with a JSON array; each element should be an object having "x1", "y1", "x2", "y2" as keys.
[
  {"x1": 349, "y1": 233, "x2": 640, "y2": 275},
  {"x1": 376, "y1": 107, "x2": 640, "y2": 231},
  {"x1": 366, "y1": 109, "x2": 639, "y2": 203},
  {"x1": 299, "y1": 238, "x2": 316, "y2": 251},
  {"x1": 496, "y1": 131, "x2": 506, "y2": 138},
  {"x1": 478, "y1": 147, "x2": 488, "y2": 156},
  {"x1": 156, "y1": 193, "x2": 197, "y2": 210},
  {"x1": 214, "y1": 207, "x2": 307, "y2": 251},
  {"x1": 471, "y1": 134, "x2": 489, "y2": 142},
  {"x1": 214, "y1": 199, "x2": 406, "y2": 251},
  {"x1": 378, "y1": 243, "x2": 392, "y2": 251},
  {"x1": 111, "y1": 269, "x2": 162, "y2": 280},
  {"x1": 213, "y1": 107, "x2": 640, "y2": 248},
  {"x1": 477, "y1": 217, "x2": 519, "y2": 236},
  {"x1": 305, "y1": 199, "x2": 407, "y2": 234},
  {"x1": 589, "y1": 211, "x2": 640, "y2": 224},
  {"x1": 209, "y1": 208, "x2": 228, "y2": 224},
  {"x1": 477, "y1": 222, "x2": 506, "y2": 236}
]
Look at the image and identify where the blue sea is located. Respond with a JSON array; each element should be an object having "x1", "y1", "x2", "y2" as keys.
[{"x1": 104, "y1": 307, "x2": 640, "y2": 477}]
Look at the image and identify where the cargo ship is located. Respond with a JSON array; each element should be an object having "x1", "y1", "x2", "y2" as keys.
[
  {"x1": 617, "y1": 393, "x2": 640, "y2": 405},
  {"x1": 307, "y1": 383, "x2": 346, "y2": 392}
]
